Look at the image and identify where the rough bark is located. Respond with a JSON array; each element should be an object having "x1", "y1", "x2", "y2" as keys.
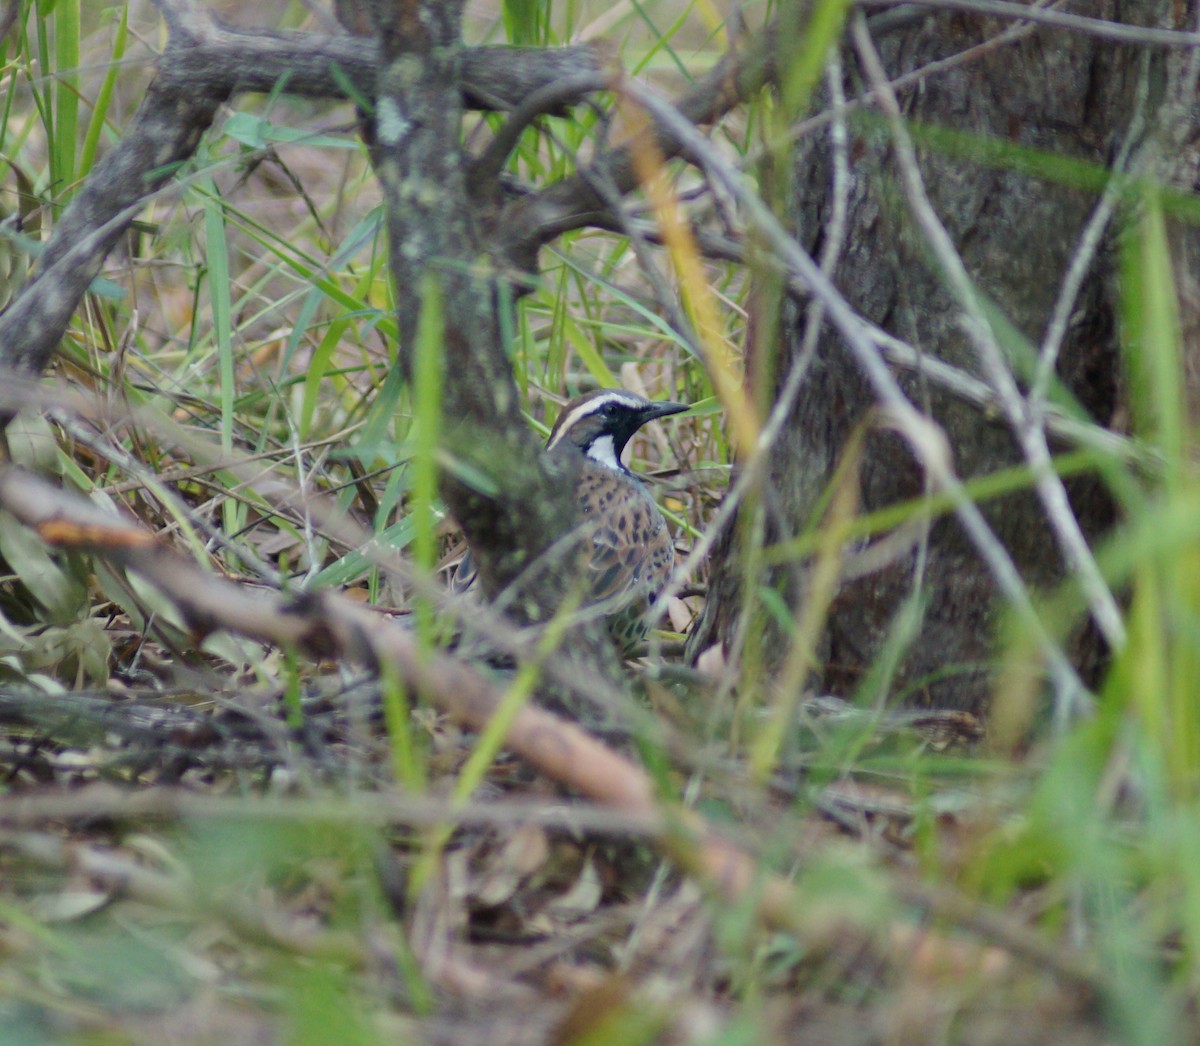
[{"x1": 689, "y1": 1, "x2": 1179, "y2": 714}]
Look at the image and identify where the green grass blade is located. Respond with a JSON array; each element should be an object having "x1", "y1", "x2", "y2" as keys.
[
  {"x1": 51, "y1": 0, "x2": 79, "y2": 202},
  {"x1": 502, "y1": 0, "x2": 549, "y2": 44},
  {"x1": 78, "y1": 4, "x2": 127, "y2": 177},
  {"x1": 299, "y1": 316, "x2": 351, "y2": 438},
  {"x1": 201, "y1": 186, "x2": 234, "y2": 454},
  {"x1": 410, "y1": 272, "x2": 445, "y2": 645},
  {"x1": 1123, "y1": 187, "x2": 1185, "y2": 490}
]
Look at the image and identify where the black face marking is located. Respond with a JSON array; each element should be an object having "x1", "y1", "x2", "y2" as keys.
[
  {"x1": 546, "y1": 389, "x2": 687, "y2": 474},
  {"x1": 446, "y1": 388, "x2": 684, "y2": 652}
]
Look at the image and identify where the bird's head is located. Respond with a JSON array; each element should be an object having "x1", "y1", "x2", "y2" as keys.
[{"x1": 545, "y1": 389, "x2": 688, "y2": 472}]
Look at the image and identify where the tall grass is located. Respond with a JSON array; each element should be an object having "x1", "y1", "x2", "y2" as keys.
[{"x1": 4, "y1": 0, "x2": 1200, "y2": 1042}]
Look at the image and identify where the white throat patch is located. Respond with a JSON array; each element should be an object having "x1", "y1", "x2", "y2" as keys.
[{"x1": 586, "y1": 434, "x2": 622, "y2": 471}]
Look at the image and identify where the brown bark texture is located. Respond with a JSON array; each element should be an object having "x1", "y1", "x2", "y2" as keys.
[{"x1": 690, "y1": 0, "x2": 1190, "y2": 713}]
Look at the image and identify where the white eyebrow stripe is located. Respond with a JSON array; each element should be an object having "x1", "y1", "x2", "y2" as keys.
[{"x1": 545, "y1": 392, "x2": 646, "y2": 450}]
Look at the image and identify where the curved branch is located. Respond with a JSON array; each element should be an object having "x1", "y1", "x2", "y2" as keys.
[
  {"x1": 469, "y1": 70, "x2": 612, "y2": 193},
  {"x1": 0, "y1": 65, "x2": 223, "y2": 376},
  {"x1": 494, "y1": 25, "x2": 776, "y2": 268},
  {"x1": 154, "y1": 0, "x2": 605, "y2": 108},
  {"x1": 857, "y1": 0, "x2": 1200, "y2": 47}
]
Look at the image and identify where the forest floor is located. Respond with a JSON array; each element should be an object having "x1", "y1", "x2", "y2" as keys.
[{"x1": 0, "y1": 653, "x2": 1121, "y2": 1046}]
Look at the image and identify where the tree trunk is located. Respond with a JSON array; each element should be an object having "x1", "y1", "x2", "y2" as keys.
[{"x1": 689, "y1": 3, "x2": 1185, "y2": 714}]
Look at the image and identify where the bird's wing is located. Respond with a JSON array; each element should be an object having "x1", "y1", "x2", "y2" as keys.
[
  {"x1": 449, "y1": 549, "x2": 477, "y2": 595},
  {"x1": 586, "y1": 518, "x2": 651, "y2": 603},
  {"x1": 577, "y1": 472, "x2": 673, "y2": 605}
]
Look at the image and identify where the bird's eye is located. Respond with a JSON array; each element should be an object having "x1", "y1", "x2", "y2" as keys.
[{"x1": 603, "y1": 403, "x2": 619, "y2": 417}]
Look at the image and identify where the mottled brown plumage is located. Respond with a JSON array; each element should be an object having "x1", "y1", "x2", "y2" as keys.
[{"x1": 453, "y1": 389, "x2": 687, "y2": 649}]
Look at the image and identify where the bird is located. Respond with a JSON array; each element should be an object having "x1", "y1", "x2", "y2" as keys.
[{"x1": 451, "y1": 388, "x2": 688, "y2": 650}]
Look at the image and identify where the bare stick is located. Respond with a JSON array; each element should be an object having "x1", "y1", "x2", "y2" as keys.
[
  {"x1": 1030, "y1": 64, "x2": 1149, "y2": 410},
  {"x1": 856, "y1": 0, "x2": 1200, "y2": 47}
]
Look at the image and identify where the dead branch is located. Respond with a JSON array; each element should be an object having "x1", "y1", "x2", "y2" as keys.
[{"x1": 0, "y1": 783, "x2": 663, "y2": 839}]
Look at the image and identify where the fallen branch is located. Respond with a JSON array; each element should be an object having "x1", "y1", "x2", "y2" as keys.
[{"x1": 0, "y1": 464, "x2": 795, "y2": 928}]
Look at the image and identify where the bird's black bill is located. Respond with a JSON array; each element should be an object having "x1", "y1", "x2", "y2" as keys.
[{"x1": 639, "y1": 400, "x2": 689, "y2": 423}]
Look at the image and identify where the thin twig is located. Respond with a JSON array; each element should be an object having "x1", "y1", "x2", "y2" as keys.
[
  {"x1": 769, "y1": 1, "x2": 1053, "y2": 162},
  {"x1": 470, "y1": 70, "x2": 611, "y2": 190},
  {"x1": 1030, "y1": 63, "x2": 1150, "y2": 410},
  {"x1": 857, "y1": 0, "x2": 1200, "y2": 46},
  {"x1": 633, "y1": 218, "x2": 1150, "y2": 466}
]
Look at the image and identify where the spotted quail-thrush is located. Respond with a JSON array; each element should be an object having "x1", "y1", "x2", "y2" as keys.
[{"x1": 452, "y1": 389, "x2": 687, "y2": 649}]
